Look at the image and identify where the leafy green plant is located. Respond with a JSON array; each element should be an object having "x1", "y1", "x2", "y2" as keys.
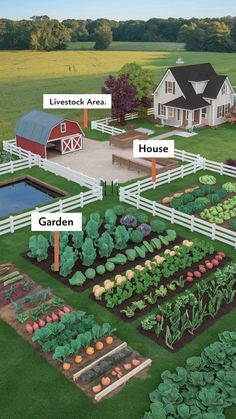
[
  {"x1": 28, "y1": 234, "x2": 49, "y2": 262},
  {"x1": 82, "y1": 238, "x2": 96, "y2": 266}
]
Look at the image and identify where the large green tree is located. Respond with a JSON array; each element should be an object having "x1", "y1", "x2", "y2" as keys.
[
  {"x1": 119, "y1": 62, "x2": 154, "y2": 100},
  {"x1": 94, "y1": 25, "x2": 112, "y2": 50}
]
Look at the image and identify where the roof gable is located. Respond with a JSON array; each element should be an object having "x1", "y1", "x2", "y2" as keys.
[{"x1": 15, "y1": 110, "x2": 64, "y2": 145}]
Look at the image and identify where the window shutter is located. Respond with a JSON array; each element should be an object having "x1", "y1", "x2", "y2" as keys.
[
  {"x1": 165, "y1": 81, "x2": 167, "y2": 94},
  {"x1": 173, "y1": 82, "x2": 175, "y2": 95},
  {"x1": 158, "y1": 103, "x2": 161, "y2": 114}
]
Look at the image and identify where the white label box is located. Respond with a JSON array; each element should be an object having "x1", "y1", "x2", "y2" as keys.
[
  {"x1": 43, "y1": 94, "x2": 112, "y2": 109},
  {"x1": 31, "y1": 212, "x2": 82, "y2": 231},
  {"x1": 133, "y1": 140, "x2": 175, "y2": 158}
]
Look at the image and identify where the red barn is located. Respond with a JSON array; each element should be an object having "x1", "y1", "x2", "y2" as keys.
[{"x1": 15, "y1": 110, "x2": 84, "y2": 159}]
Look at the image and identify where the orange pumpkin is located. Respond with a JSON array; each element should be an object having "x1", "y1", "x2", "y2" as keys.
[
  {"x1": 106, "y1": 336, "x2": 113, "y2": 345},
  {"x1": 63, "y1": 362, "x2": 71, "y2": 371},
  {"x1": 101, "y1": 377, "x2": 111, "y2": 386},
  {"x1": 96, "y1": 341, "x2": 104, "y2": 351},
  {"x1": 86, "y1": 346, "x2": 95, "y2": 356},
  {"x1": 75, "y1": 355, "x2": 83, "y2": 364}
]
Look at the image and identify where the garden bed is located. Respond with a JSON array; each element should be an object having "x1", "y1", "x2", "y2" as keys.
[
  {"x1": 91, "y1": 252, "x2": 231, "y2": 322},
  {"x1": 0, "y1": 264, "x2": 151, "y2": 402}
]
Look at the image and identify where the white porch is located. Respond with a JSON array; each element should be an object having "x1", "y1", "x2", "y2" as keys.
[{"x1": 159, "y1": 106, "x2": 209, "y2": 130}]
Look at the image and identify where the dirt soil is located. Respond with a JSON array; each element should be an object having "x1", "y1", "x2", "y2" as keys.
[{"x1": 91, "y1": 255, "x2": 231, "y2": 322}]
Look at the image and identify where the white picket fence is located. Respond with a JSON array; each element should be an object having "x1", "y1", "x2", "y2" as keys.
[
  {"x1": 120, "y1": 159, "x2": 236, "y2": 248},
  {"x1": 91, "y1": 111, "x2": 141, "y2": 136},
  {"x1": 0, "y1": 189, "x2": 102, "y2": 236},
  {"x1": 0, "y1": 140, "x2": 103, "y2": 236}
]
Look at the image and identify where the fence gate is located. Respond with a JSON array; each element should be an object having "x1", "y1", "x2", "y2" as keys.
[{"x1": 61, "y1": 135, "x2": 83, "y2": 154}]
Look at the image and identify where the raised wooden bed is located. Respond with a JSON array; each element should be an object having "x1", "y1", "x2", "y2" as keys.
[{"x1": 109, "y1": 130, "x2": 148, "y2": 148}]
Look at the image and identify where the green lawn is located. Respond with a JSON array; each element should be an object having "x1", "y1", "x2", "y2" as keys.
[
  {"x1": 0, "y1": 189, "x2": 236, "y2": 419},
  {"x1": 67, "y1": 41, "x2": 186, "y2": 51},
  {"x1": 1, "y1": 49, "x2": 236, "y2": 149}
]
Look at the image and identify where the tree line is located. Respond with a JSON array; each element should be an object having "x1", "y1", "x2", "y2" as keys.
[{"x1": 1, "y1": 16, "x2": 236, "y2": 51}]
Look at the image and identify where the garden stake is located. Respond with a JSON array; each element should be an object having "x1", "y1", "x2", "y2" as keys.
[
  {"x1": 54, "y1": 231, "x2": 59, "y2": 272},
  {"x1": 152, "y1": 158, "x2": 156, "y2": 183},
  {"x1": 83, "y1": 108, "x2": 89, "y2": 128}
]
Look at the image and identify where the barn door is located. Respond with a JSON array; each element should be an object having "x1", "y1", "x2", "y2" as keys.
[{"x1": 61, "y1": 135, "x2": 83, "y2": 154}]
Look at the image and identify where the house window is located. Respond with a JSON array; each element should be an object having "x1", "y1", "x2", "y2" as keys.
[
  {"x1": 60, "y1": 122, "x2": 66, "y2": 133},
  {"x1": 168, "y1": 108, "x2": 175, "y2": 118},
  {"x1": 221, "y1": 83, "x2": 227, "y2": 95},
  {"x1": 202, "y1": 108, "x2": 207, "y2": 118},
  {"x1": 158, "y1": 103, "x2": 166, "y2": 116},
  {"x1": 165, "y1": 81, "x2": 176, "y2": 94},
  {"x1": 217, "y1": 105, "x2": 224, "y2": 118},
  {"x1": 224, "y1": 103, "x2": 231, "y2": 114}
]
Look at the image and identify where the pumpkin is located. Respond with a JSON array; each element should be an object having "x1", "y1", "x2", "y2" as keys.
[
  {"x1": 135, "y1": 265, "x2": 144, "y2": 271},
  {"x1": 132, "y1": 359, "x2": 141, "y2": 367},
  {"x1": 123, "y1": 363, "x2": 132, "y2": 371},
  {"x1": 96, "y1": 341, "x2": 104, "y2": 351},
  {"x1": 162, "y1": 197, "x2": 172, "y2": 204},
  {"x1": 94, "y1": 287, "x2": 105, "y2": 298},
  {"x1": 93, "y1": 284, "x2": 100, "y2": 293},
  {"x1": 169, "y1": 251, "x2": 176, "y2": 257},
  {"x1": 101, "y1": 377, "x2": 111, "y2": 386},
  {"x1": 63, "y1": 362, "x2": 71, "y2": 371},
  {"x1": 75, "y1": 355, "x2": 83, "y2": 364},
  {"x1": 106, "y1": 336, "x2": 113, "y2": 345},
  {"x1": 86, "y1": 346, "x2": 95, "y2": 356},
  {"x1": 92, "y1": 384, "x2": 102, "y2": 394},
  {"x1": 126, "y1": 270, "x2": 134, "y2": 280}
]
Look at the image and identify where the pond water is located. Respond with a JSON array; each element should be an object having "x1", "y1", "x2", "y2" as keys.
[{"x1": 0, "y1": 179, "x2": 62, "y2": 217}]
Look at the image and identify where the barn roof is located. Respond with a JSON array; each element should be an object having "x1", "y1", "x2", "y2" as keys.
[{"x1": 15, "y1": 110, "x2": 64, "y2": 145}]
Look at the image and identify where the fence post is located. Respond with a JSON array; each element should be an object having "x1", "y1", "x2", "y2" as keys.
[
  {"x1": 137, "y1": 181, "x2": 141, "y2": 195},
  {"x1": 152, "y1": 201, "x2": 156, "y2": 216},
  {"x1": 168, "y1": 171, "x2": 171, "y2": 183},
  {"x1": 220, "y1": 163, "x2": 224, "y2": 175},
  {"x1": 136, "y1": 194, "x2": 140, "y2": 209},
  {"x1": 181, "y1": 165, "x2": 184, "y2": 178},
  {"x1": 59, "y1": 199, "x2": 63, "y2": 211},
  {"x1": 10, "y1": 161, "x2": 14, "y2": 174},
  {"x1": 171, "y1": 208, "x2": 175, "y2": 224},
  {"x1": 190, "y1": 215, "x2": 194, "y2": 232},
  {"x1": 211, "y1": 224, "x2": 216, "y2": 241},
  {"x1": 80, "y1": 193, "x2": 84, "y2": 208},
  {"x1": 9, "y1": 216, "x2": 14, "y2": 233}
]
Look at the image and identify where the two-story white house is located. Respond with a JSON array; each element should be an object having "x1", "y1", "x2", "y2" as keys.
[{"x1": 153, "y1": 62, "x2": 235, "y2": 130}]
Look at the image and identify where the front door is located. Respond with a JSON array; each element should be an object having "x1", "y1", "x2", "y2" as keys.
[{"x1": 61, "y1": 135, "x2": 83, "y2": 154}]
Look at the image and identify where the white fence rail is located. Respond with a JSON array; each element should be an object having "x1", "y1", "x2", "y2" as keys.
[
  {"x1": 0, "y1": 189, "x2": 102, "y2": 236},
  {"x1": 120, "y1": 190, "x2": 236, "y2": 249}
]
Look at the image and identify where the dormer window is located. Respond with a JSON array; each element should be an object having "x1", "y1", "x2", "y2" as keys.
[
  {"x1": 221, "y1": 83, "x2": 227, "y2": 95},
  {"x1": 165, "y1": 81, "x2": 175, "y2": 94},
  {"x1": 60, "y1": 122, "x2": 66, "y2": 133}
]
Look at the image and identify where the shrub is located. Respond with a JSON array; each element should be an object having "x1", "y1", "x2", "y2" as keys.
[
  {"x1": 85, "y1": 219, "x2": 99, "y2": 239},
  {"x1": 130, "y1": 229, "x2": 143, "y2": 243},
  {"x1": 136, "y1": 211, "x2": 149, "y2": 224},
  {"x1": 150, "y1": 219, "x2": 166, "y2": 233},
  {"x1": 105, "y1": 209, "x2": 117, "y2": 226},
  {"x1": 82, "y1": 238, "x2": 96, "y2": 266},
  {"x1": 72, "y1": 231, "x2": 84, "y2": 249},
  {"x1": 181, "y1": 193, "x2": 194, "y2": 204},
  {"x1": 89, "y1": 212, "x2": 101, "y2": 225},
  {"x1": 69, "y1": 271, "x2": 86, "y2": 286},
  {"x1": 222, "y1": 182, "x2": 236, "y2": 193},
  {"x1": 85, "y1": 268, "x2": 96, "y2": 280},
  {"x1": 124, "y1": 207, "x2": 138, "y2": 217},
  {"x1": 113, "y1": 205, "x2": 125, "y2": 216},
  {"x1": 199, "y1": 174, "x2": 216, "y2": 185},
  {"x1": 28, "y1": 234, "x2": 49, "y2": 262},
  {"x1": 59, "y1": 246, "x2": 78, "y2": 277},
  {"x1": 114, "y1": 225, "x2": 129, "y2": 249},
  {"x1": 137, "y1": 224, "x2": 151, "y2": 237},
  {"x1": 96, "y1": 265, "x2": 106, "y2": 275},
  {"x1": 97, "y1": 232, "x2": 114, "y2": 258},
  {"x1": 105, "y1": 262, "x2": 115, "y2": 272}
]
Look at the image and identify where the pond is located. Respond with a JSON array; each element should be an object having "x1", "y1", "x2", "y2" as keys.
[{"x1": 0, "y1": 177, "x2": 66, "y2": 217}]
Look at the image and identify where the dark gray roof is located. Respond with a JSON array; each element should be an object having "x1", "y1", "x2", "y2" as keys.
[
  {"x1": 166, "y1": 63, "x2": 227, "y2": 102},
  {"x1": 164, "y1": 95, "x2": 210, "y2": 110},
  {"x1": 15, "y1": 110, "x2": 64, "y2": 145}
]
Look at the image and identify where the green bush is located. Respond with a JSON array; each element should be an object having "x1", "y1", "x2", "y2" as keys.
[
  {"x1": 85, "y1": 268, "x2": 96, "y2": 280},
  {"x1": 82, "y1": 238, "x2": 96, "y2": 266},
  {"x1": 208, "y1": 193, "x2": 221, "y2": 204},
  {"x1": 217, "y1": 188, "x2": 228, "y2": 199},
  {"x1": 97, "y1": 232, "x2": 114, "y2": 258},
  {"x1": 85, "y1": 219, "x2": 99, "y2": 239},
  {"x1": 69, "y1": 271, "x2": 86, "y2": 286},
  {"x1": 113, "y1": 205, "x2": 125, "y2": 216},
  {"x1": 150, "y1": 219, "x2": 166, "y2": 233},
  {"x1": 136, "y1": 211, "x2": 149, "y2": 224},
  {"x1": 72, "y1": 231, "x2": 84, "y2": 249},
  {"x1": 89, "y1": 212, "x2": 101, "y2": 225},
  {"x1": 181, "y1": 193, "x2": 194, "y2": 204},
  {"x1": 59, "y1": 246, "x2": 78, "y2": 277},
  {"x1": 96, "y1": 265, "x2": 106, "y2": 275},
  {"x1": 28, "y1": 234, "x2": 49, "y2": 262},
  {"x1": 114, "y1": 225, "x2": 129, "y2": 250},
  {"x1": 143, "y1": 329, "x2": 236, "y2": 419},
  {"x1": 130, "y1": 229, "x2": 143, "y2": 243},
  {"x1": 105, "y1": 262, "x2": 115, "y2": 272}
]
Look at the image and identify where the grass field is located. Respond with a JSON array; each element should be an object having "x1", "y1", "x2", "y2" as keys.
[
  {"x1": 67, "y1": 41, "x2": 186, "y2": 51},
  {"x1": 0, "y1": 187, "x2": 236, "y2": 419},
  {"x1": 1, "y1": 48, "x2": 236, "y2": 151}
]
